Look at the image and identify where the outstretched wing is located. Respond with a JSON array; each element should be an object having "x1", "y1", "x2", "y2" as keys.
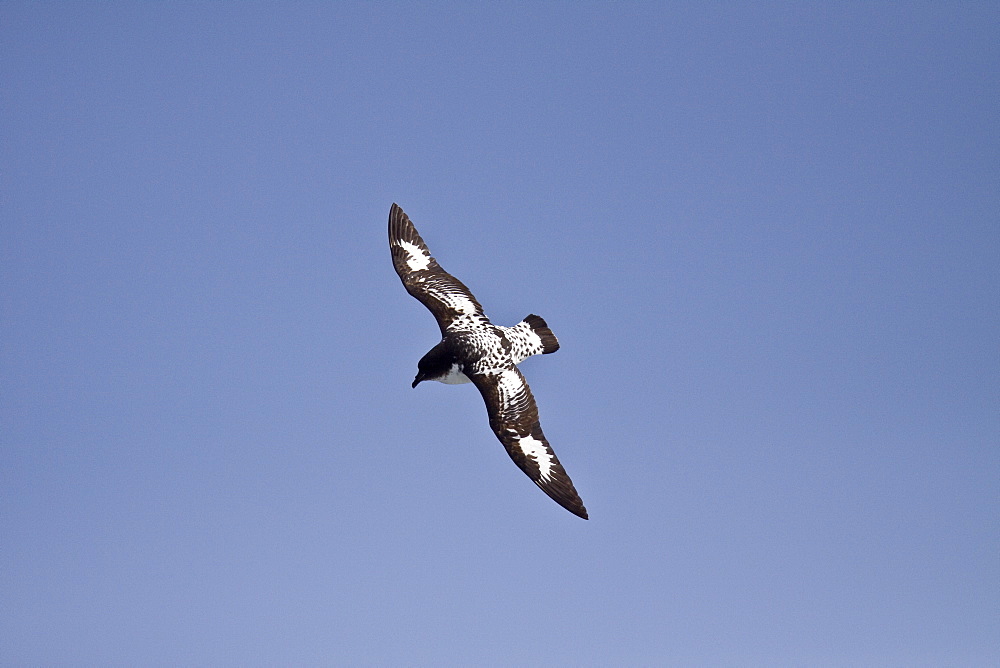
[
  {"x1": 469, "y1": 366, "x2": 588, "y2": 519},
  {"x1": 388, "y1": 203, "x2": 486, "y2": 333}
]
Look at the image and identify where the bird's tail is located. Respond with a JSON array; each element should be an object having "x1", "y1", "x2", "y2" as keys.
[
  {"x1": 505, "y1": 314, "x2": 560, "y2": 365},
  {"x1": 522, "y1": 314, "x2": 559, "y2": 354}
]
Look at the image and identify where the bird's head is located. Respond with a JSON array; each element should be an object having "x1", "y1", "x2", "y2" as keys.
[{"x1": 412, "y1": 340, "x2": 451, "y2": 388}]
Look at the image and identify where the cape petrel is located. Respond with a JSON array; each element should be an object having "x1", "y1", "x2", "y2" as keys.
[{"x1": 388, "y1": 203, "x2": 588, "y2": 519}]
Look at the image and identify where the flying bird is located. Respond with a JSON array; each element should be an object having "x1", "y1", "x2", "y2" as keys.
[{"x1": 388, "y1": 203, "x2": 588, "y2": 519}]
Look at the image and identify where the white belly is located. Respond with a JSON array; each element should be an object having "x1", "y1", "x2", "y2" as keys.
[{"x1": 438, "y1": 363, "x2": 472, "y2": 384}]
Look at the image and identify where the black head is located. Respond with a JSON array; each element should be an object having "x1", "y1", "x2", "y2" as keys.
[{"x1": 412, "y1": 340, "x2": 452, "y2": 388}]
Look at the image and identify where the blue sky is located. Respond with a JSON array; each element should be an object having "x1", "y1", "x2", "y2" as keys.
[{"x1": 2, "y1": 2, "x2": 997, "y2": 665}]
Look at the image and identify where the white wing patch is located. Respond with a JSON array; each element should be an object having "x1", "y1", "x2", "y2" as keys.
[
  {"x1": 440, "y1": 293, "x2": 479, "y2": 317},
  {"x1": 397, "y1": 240, "x2": 431, "y2": 271},
  {"x1": 517, "y1": 435, "x2": 555, "y2": 482}
]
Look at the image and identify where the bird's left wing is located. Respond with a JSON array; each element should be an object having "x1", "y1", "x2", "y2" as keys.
[
  {"x1": 468, "y1": 366, "x2": 588, "y2": 519},
  {"x1": 388, "y1": 203, "x2": 486, "y2": 333}
]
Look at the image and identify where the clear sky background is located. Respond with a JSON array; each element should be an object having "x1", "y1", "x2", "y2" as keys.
[{"x1": 2, "y1": 3, "x2": 998, "y2": 666}]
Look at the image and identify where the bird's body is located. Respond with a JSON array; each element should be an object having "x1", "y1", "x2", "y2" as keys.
[{"x1": 388, "y1": 203, "x2": 588, "y2": 519}]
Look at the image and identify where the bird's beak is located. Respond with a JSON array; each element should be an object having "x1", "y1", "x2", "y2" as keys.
[{"x1": 411, "y1": 373, "x2": 424, "y2": 389}]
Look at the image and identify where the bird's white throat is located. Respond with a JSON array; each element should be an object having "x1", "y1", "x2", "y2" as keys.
[{"x1": 436, "y1": 363, "x2": 472, "y2": 384}]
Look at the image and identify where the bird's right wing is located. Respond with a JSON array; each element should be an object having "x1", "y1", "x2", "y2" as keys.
[
  {"x1": 468, "y1": 366, "x2": 588, "y2": 519},
  {"x1": 388, "y1": 203, "x2": 486, "y2": 334}
]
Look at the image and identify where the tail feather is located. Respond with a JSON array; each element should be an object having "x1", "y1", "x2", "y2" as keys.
[
  {"x1": 522, "y1": 314, "x2": 559, "y2": 355},
  {"x1": 504, "y1": 314, "x2": 560, "y2": 365}
]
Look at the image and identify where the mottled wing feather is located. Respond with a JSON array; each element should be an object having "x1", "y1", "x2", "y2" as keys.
[
  {"x1": 469, "y1": 367, "x2": 588, "y2": 519},
  {"x1": 388, "y1": 203, "x2": 485, "y2": 333}
]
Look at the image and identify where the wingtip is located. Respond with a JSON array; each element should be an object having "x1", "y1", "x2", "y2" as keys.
[
  {"x1": 565, "y1": 500, "x2": 589, "y2": 520},
  {"x1": 539, "y1": 479, "x2": 588, "y2": 519},
  {"x1": 388, "y1": 203, "x2": 412, "y2": 238},
  {"x1": 389, "y1": 203, "x2": 407, "y2": 242}
]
